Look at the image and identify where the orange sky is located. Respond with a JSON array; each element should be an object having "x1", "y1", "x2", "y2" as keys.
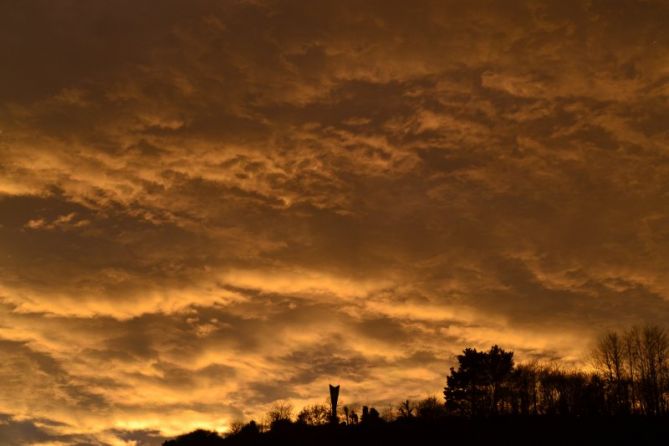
[{"x1": 1, "y1": 0, "x2": 669, "y2": 444}]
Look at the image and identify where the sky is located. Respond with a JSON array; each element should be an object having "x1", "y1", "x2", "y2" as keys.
[{"x1": 1, "y1": 0, "x2": 669, "y2": 444}]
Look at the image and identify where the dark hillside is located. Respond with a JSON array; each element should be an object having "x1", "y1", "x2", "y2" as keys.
[{"x1": 164, "y1": 416, "x2": 669, "y2": 446}]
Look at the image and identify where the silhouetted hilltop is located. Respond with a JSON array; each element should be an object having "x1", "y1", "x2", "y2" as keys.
[
  {"x1": 164, "y1": 330, "x2": 669, "y2": 446},
  {"x1": 164, "y1": 417, "x2": 669, "y2": 446}
]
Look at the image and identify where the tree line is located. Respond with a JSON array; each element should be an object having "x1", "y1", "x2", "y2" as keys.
[
  {"x1": 444, "y1": 325, "x2": 668, "y2": 417},
  {"x1": 164, "y1": 324, "x2": 669, "y2": 445}
]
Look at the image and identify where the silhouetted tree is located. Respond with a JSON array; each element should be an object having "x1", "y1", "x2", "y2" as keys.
[
  {"x1": 592, "y1": 325, "x2": 669, "y2": 415},
  {"x1": 444, "y1": 345, "x2": 514, "y2": 416},
  {"x1": 594, "y1": 331, "x2": 630, "y2": 414},
  {"x1": 227, "y1": 421, "x2": 245, "y2": 436},
  {"x1": 238, "y1": 420, "x2": 259, "y2": 437},
  {"x1": 361, "y1": 406, "x2": 382, "y2": 424},
  {"x1": 296, "y1": 404, "x2": 330, "y2": 425},
  {"x1": 635, "y1": 325, "x2": 669, "y2": 415},
  {"x1": 415, "y1": 396, "x2": 446, "y2": 420},
  {"x1": 381, "y1": 404, "x2": 396, "y2": 422},
  {"x1": 397, "y1": 400, "x2": 415, "y2": 419},
  {"x1": 266, "y1": 402, "x2": 293, "y2": 431},
  {"x1": 349, "y1": 409, "x2": 359, "y2": 424},
  {"x1": 509, "y1": 363, "x2": 539, "y2": 415}
]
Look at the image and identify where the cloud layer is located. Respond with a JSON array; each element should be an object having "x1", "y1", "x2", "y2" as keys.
[{"x1": 1, "y1": 0, "x2": 669, "y2": 444}]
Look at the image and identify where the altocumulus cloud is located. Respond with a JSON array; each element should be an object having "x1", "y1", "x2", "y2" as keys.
[{"x1": 1, "y1": 0, "x2": 669, "y2": 444}]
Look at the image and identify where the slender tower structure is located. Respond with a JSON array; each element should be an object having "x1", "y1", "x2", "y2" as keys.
[{"x1": 329, "y1": 384, "x2": 340, "y2": 423}]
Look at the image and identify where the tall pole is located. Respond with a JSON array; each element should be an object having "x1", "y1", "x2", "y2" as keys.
[{"x1": 329, "y1": 384, "x2": 340, "y2": 423}]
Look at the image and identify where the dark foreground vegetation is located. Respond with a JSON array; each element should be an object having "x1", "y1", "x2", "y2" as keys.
[
  {"x1": 166, "y1": 417, "x2": 668, "y2": 446},
  {"x1": 164, "y1": 325, "x2": 669, "y2": 445}
]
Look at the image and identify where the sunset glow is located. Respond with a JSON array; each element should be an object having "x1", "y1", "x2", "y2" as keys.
[{"x1": 1, "y1": 1, "x2": 668, "y2": 444}]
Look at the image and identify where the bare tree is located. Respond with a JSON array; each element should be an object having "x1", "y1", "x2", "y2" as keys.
[
  {"x1": 510, "y1": 362, "x2": 540, "y2": 415},
  {"x1": 266, "y1": 402, "x2": 293, "y2": 430},
  {"x1": 227, "y1": 420, "x2": 245, "y2": 436},
  {"x1": 593, "y1": 325, "x2": 669, "y2": 415},
  {"x1": 638, "y1": 325, "x2": 669, "y2": 415},
  {"x1": 594, "y1": 331, "x2": 629, "y2": 413},
  {"x1": 397, "y1": 400, "x2": 415, "y2": 419},
  {"x1": 415, "y1": 396, "x2": 446, "y2": 419},
  {"x1": 296, "y1": 404, "x2": 330, "y2": 425},
  {"x1": 381, "y1": 403, "x2": 396, "y2": 422}
]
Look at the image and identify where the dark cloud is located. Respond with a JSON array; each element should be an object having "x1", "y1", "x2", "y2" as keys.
[
  {"x1": 0, "y1": 340, "x2": 110, "y2": 414},
  {"x1": 0, "y1": 413, "x2": 54, "y2": 446},
  {"x1": 0, "y1": 413, "x2": 171, "y2": 446}
]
